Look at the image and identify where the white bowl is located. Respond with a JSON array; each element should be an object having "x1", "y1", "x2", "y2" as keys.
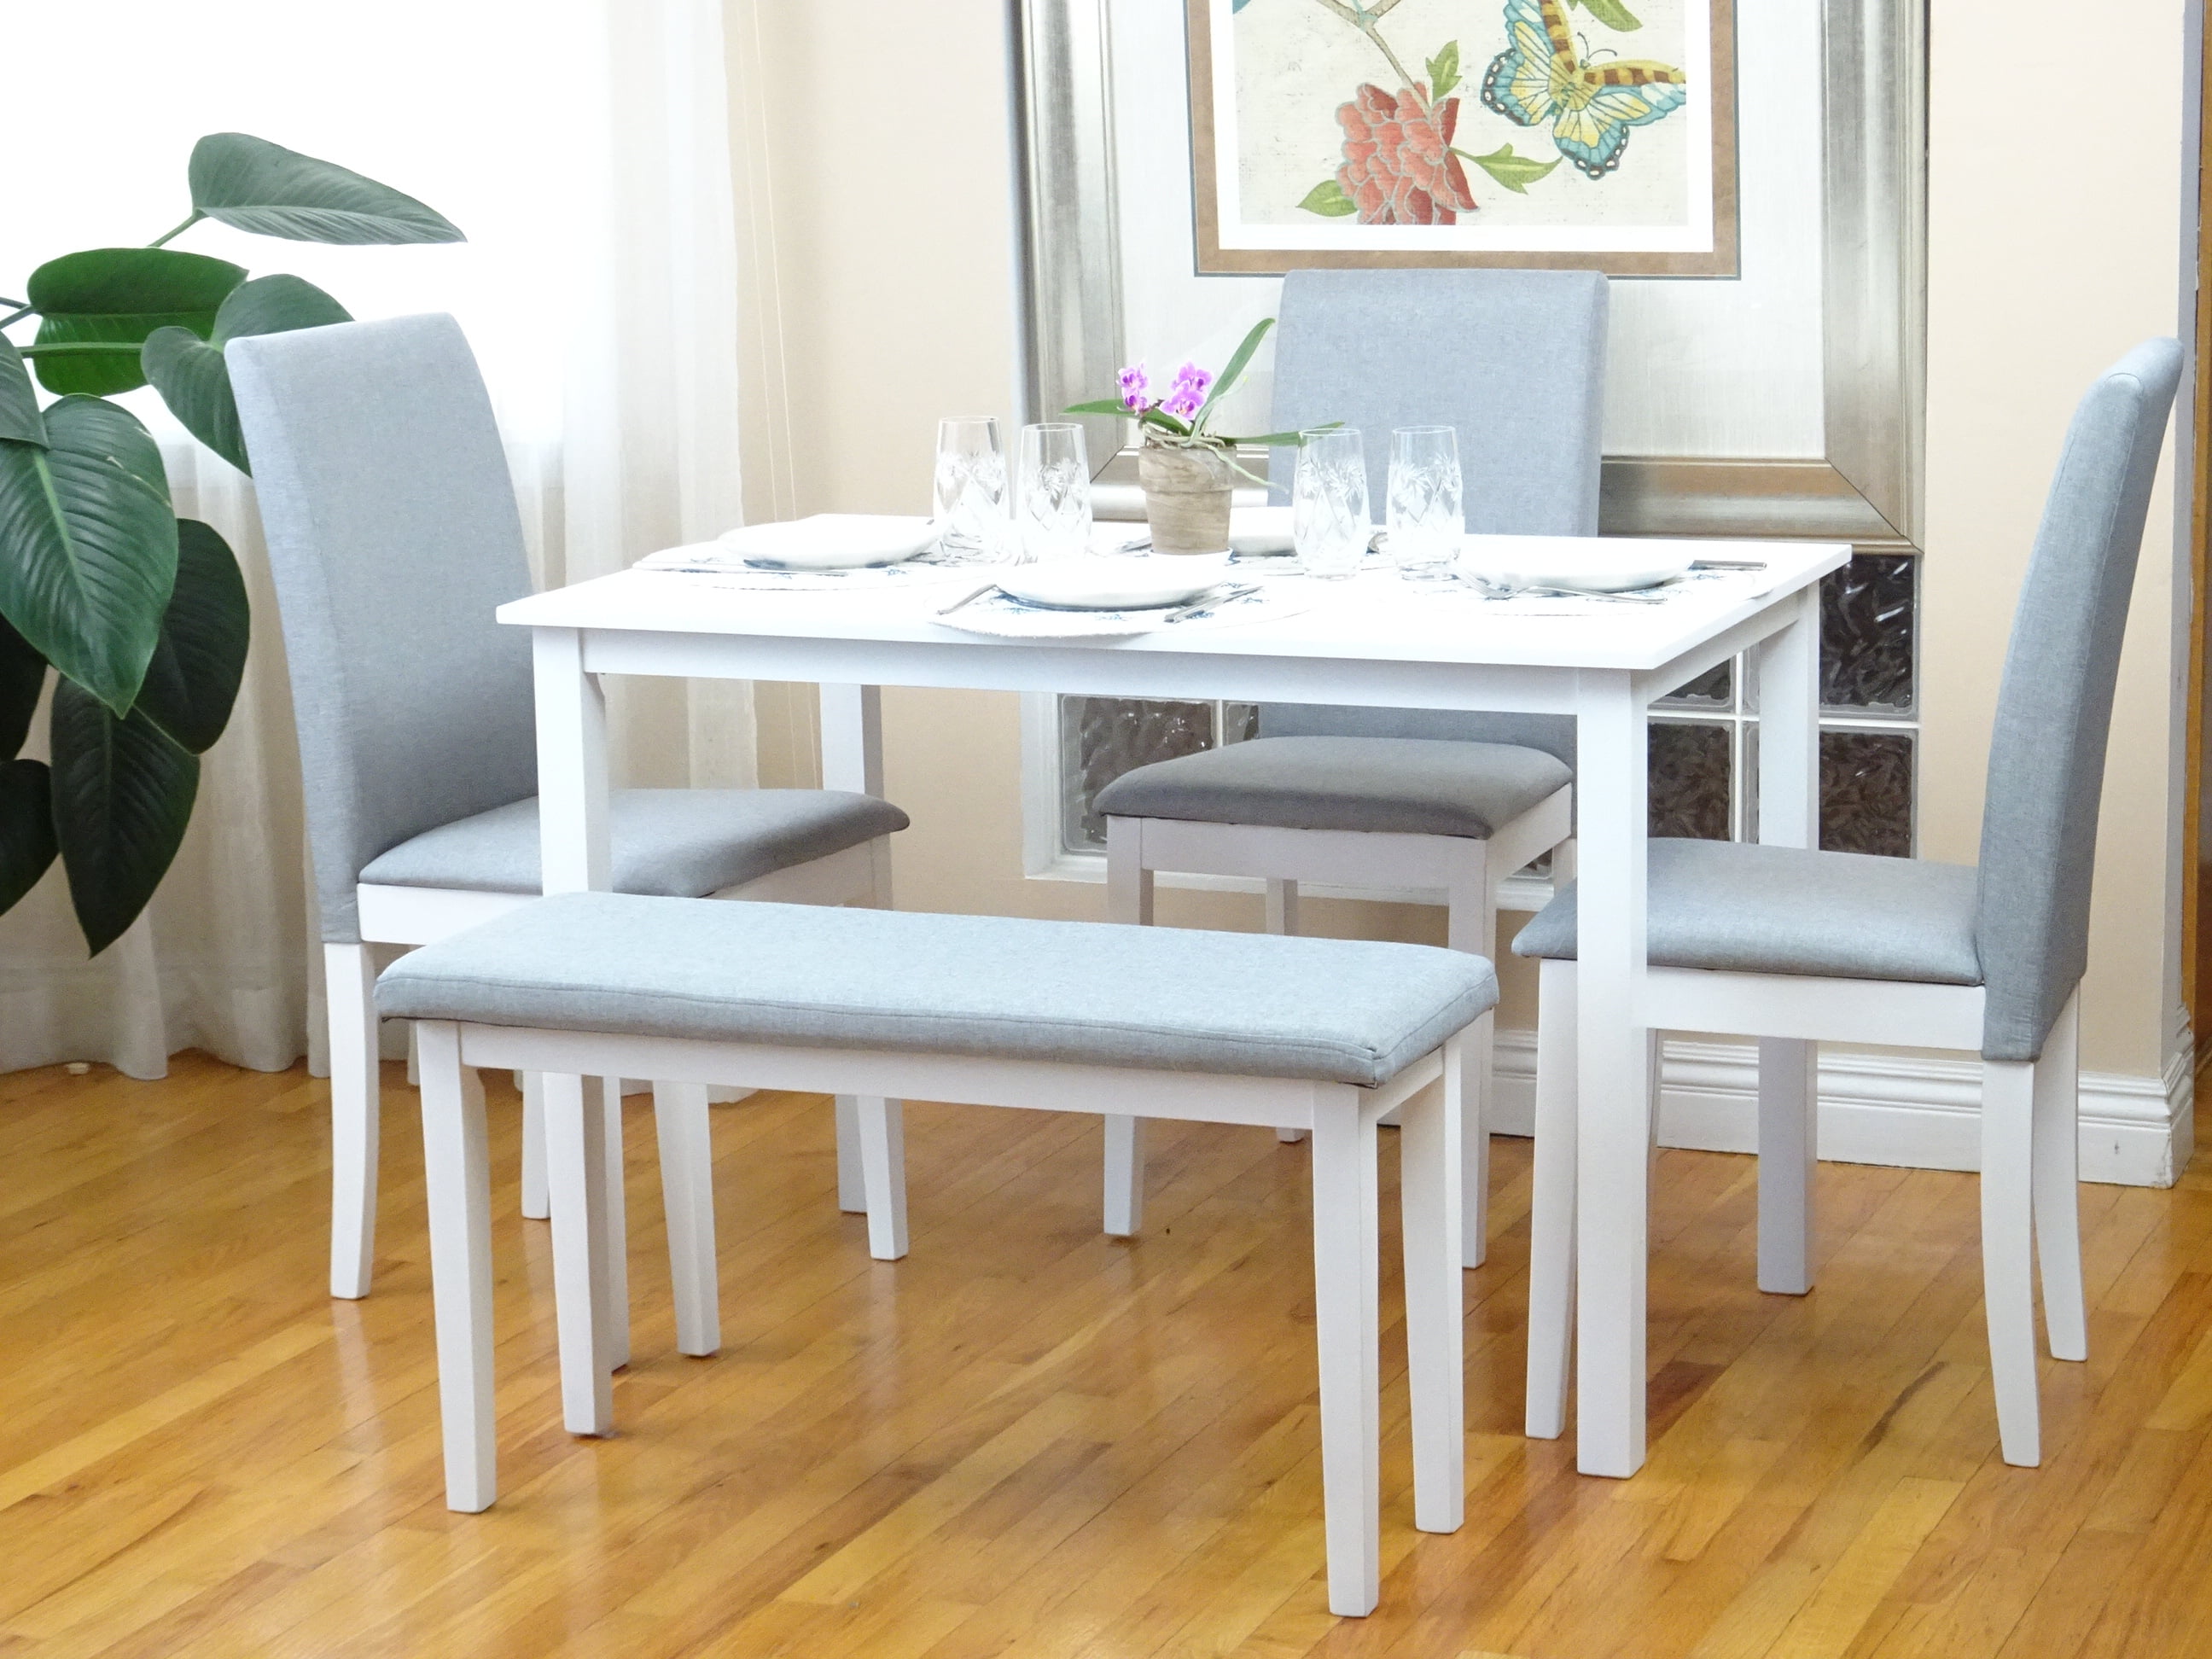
[
  {"x1": 994, "y1": 556, "x2": 1230, "y2": 611},
  {"x1": 718, "y1": 514, "x2": 935, "y2": 569},
  {"x1": 1458, "y1": 538, "x2": 1693, "y2": 593}
]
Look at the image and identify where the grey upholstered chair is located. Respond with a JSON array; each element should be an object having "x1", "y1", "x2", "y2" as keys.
[
  {"x1": 1093, "y1": 268, "x2": 1604, "y2": 1265},
  {"x1": 230, "y1": 313, "x2": 911, "y2": 1308},
  {"x1": 1514, "y1": 338, "x2": 2183, "y2": 1468}
]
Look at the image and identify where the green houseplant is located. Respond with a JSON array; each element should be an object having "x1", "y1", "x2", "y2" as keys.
[{"x1": 0, "y1": 133, "x2": 462, "y2": 954}]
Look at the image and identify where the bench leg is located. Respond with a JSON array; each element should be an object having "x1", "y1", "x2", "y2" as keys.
[
  {"x1": 1400, "y1": 1042, "x2": 1464, "y2": 1534},
  {"x1": 597, "y1": 1078, "x2": 631, "y2": 1371},
  {"x1": 654, "y1": 1081, "x2": 720, "y2": 1355},
  {"x1": 857, "y1": 1097, "x2": 909, "y2": 1260},
  {"x1": 1526, "y1": 958, "x2": 1577, "y2": 1441},
  {"x1": 1310, "y1": 1094, "x2": 1381, "y2": 1617},
  {"x1": 835, "y1": 1095, "x2": 867, "y2": 1213},
  {"x1": 544, "y1": 1072, "x2": 615, "y2": 1436},
  {"x1": 325, "y1": 942, "x2": 379, "y2": 1301},
  {"x1": 1756, "y1": 1039, "x2": 1819, "y2": 1295},
  {"x1": 1103, "y1": 1115, "x2": 1144, "y2": 1237},
  {"x1": 417, "y1": 1022, "x2": 495, "y2": 1511},
  {"x1": 520, "y1": 1073, "x2": 549, "y2": 1220}
]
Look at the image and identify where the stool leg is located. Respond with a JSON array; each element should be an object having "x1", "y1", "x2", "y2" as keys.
[
  {"x1": 2034, "y1": 992, "x2": 2087, "y2": 1362},
  {"x1": 1103, "y1": 816, "x2": 1153, "y2": 1234},
  {"x1": 1446, "y1": 842, "x2": 1494, "y2": 1269},
  {"x1": 520, "y1": 1074, "x2": 550, "y2": 1220},
  {"x1": 857, "y1": 1097, "x2": 909, "y2": 1260},
  {"x1": 1982, "y1": 1059, "x2": 2041, "y2": 1466},
  {"x1": 1310, "y1": 1091, "x2": 1382, "y2": 1617},
  {"x1": 1267, "y1": 879, "x2": 1309, "y2": 1144},
  {"x1": 597, "y1": 1078, "x2": 630, "y2": 1371},
  {"x1": 325, "y1": 943, "x2": 379, "y2": 1301},
  {"x1": 1756, "y1": 1039, "x2": 1819, "y2": 1295},
  {"x1": 544, "y1": 1073, "x2": 614, "y2": 1436},
  {"x1": 835, "y1": 1096, "x2": 867, "y2": 1213},
  {"x1": 417, "y1": 1022, "x2": 494, "y2": 1511},
  {"x1": 1400, "y1": 1041, "x2": 1464, "y2": 1534},
  {"x1": 1526, "y1": 958, "x2": 1578, "y2": 1441},
  {"x1": 653, "y1": 1081, "x2": 719, "y2": 1356}
]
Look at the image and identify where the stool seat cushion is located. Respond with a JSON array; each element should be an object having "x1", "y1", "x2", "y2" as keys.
[
  {"x1": 358, "y1": 789, "x2": 907, "y2": 898},
  {"x1": 1511, "y1": 838, "x2": 1983, "y2": 986},
  {"x1": 376, "y1": 892, "x2": 1497, "y2": 1086},
  {"x1": 1092, "y1": 736, "x2": 1571, "y2": 840}
]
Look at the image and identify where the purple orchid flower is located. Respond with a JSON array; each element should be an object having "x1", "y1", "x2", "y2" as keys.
[
  {"x1": 1160, "y1": 360, "x2": 1214, "y2": 421},
  {"x1": 1116, "y1": 363, "x2": 1150, "y2": 411}
]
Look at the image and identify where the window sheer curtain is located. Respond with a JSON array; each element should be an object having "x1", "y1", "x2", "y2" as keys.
[{"x1": 0, "y1": 0, "x2": 752, "y2": 1078}]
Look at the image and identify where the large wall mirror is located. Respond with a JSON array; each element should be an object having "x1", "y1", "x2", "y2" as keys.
[{"x1": 1010, "y1": 0, "x2": 1928, "y2": 878}]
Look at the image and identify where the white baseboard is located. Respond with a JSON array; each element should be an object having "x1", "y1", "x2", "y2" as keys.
[{"x1": 1485, "y1": 1028, "x2": 2192, "y2": 1189}]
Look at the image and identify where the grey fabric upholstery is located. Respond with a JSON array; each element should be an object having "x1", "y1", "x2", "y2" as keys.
[
  {"x1": 230, "y1": 316, "x2": 541, "y2": 943},
  {"x1": 1257, "y1": 702, "x2": 1579, "y2": 769},
  {"x1": 361, "y1": 789, "x2": 909, "y2": 896},
  {"x1": 1094, "y1": 736, "x2": 1569, "y2": 840},
  {"x1": 377, "y1": 892, "x2": 1499, "y2": 1088},
  {"x1": 1515, "y1": 340, "x2": 2181, "y2": 1062},
  {"x1": 1973, "y1": 338, "x2": 2182, "y2": 1060},
  {"x1": 1511, "y1": 838, "x2": 1982, "y2": 987}
]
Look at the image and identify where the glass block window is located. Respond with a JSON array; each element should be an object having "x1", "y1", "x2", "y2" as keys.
[{"x1": 1052, "y1": 553, "x2": 1918, "y2": 859}]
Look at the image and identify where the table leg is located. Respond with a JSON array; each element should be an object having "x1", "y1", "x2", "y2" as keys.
[
  {"x1": 1573, "y1": 672, "x2": 1651, "y2": 1478},
  {"x1": 821, "y1": 684, "x2": 887, "y2": 1220},
  {"x1": 534, "y1": 627, "x2": 611, "y2": 894}
]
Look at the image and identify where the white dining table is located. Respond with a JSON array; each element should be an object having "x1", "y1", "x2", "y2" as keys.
[{"x1": 499, "y1": 535, "x2": 1851, "y2": 1478}]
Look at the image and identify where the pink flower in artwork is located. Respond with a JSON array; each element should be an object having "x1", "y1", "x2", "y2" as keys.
[
  {"x1": 1160, "y1": 361, "x2": 1214, "y2": 420},
  {"x1": 1336, "y1": 84, "x2": 1477, "y2": 225}
]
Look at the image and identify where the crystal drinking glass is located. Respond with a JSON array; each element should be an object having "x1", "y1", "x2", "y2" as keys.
[
  {"x1": 1387, "y1": 425, "x2": 1463, "y2": 584},
  {"x1": 1016, "y1": 422, "x2": 1091, "y2": 562},
  {"x1": 1292, "y1": 428, "x2": 1368, "y2": 579},
  {"x1": 932, "y1": 416, "x2": 1008, "y2": 562}
]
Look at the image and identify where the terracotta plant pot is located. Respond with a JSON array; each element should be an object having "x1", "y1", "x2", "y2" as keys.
[{"x1": 1138, "y1": 441, "x2": 1234, "y2": 554}]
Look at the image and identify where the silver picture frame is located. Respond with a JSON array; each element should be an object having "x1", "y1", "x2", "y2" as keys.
[{"x1": 1009, "y1": 0, "x2": 1926, "y2": 550}]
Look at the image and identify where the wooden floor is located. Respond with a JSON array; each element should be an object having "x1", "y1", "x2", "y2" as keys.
[{"x1": 4, "y1": 1057, "x2": 2212, "y2": 1657}]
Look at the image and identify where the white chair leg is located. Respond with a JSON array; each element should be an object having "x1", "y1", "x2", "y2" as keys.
[
  {"x1": 1103, "y1": 815, "x2": 1154, "y2": 1233},
  {"x1": 1103, "y1": 1114, "x2": 1145, "y2": 1237},
  {"x1": 324, "y1": 942, "x2": 380, "y2": 1301},
  {"x1": 519, "y1": 1073, "x2": 550, "y2": 1220},
  {"x1": 857, "y1": 1097, "x2": 909, "y2": 1260},
  {"x1": 542, "y1": 1072, "x2": 614, "y2": 1436},
  {"x1": 1309, "y1": 1093, "x2": 1382, "y2": 1617},
  {"x1": 416, "y1": 1022, "x2": 495, "y2": 1511},
  {"x1": 1525, "y1": 958, "x2": 1578, "y2": 1441},
  {"x1": 1756, "y1": 1037, "x2": 1819, "y2": 1295},
  {"x1": 1981, "y1": 1059, "x2": 2041, "y2": 1466},
  {"x1": 1266, "y1": 878, "x2": 1309, "y2": 1144},
  {"x1": 835, "y1": 1095, "x2": 866, "y2": 1213},
  {"x1": 653, "y1": 1081, "x2": 720, "y2": 1356},
  {"x1": 1447, "y1": 842, "x2": 1493, "y2": 1268},
  {"x1": 597, "y1": 1077, "x2": 631, "y2": 1371},
  {"x1": 2033, "y1": 992, "x2": 2087, "y2": 1362},
  {"x1": 1399, "y1": 1039, "x2": 1465, "y2": 1535}
]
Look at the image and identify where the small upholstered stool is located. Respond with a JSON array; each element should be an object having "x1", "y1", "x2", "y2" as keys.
[{"x1": 378, "y1": 892, "x2": 1497, "y2": 1617}]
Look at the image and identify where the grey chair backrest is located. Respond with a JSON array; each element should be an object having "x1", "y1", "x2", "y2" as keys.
[
  {"x1": 1258, "y1": 269, "x2": 1607, "y2": 764},
  {"x1": 1975, "y1": 337, "x2": 2182, "y2": 1061},
  {"x1": 230, "y1": 313, "x2": 540, "y2": 945}
]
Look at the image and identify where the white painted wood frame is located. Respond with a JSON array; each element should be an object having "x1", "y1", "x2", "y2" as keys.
[
  {"x1": 1101, "y1": 784, "x2": 1571, "y2": 1266},
  {"x1": 412, "y1": 1016, "x2": 1465, "y2": 1619}
]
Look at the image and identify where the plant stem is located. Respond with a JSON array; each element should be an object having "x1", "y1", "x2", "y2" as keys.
[
  {"x1": 147, "y1": 212, "x2": 203, "y2": 248},
  {"x1": 1309, "y1": 0, "x2": 1423, "y2": 102}
]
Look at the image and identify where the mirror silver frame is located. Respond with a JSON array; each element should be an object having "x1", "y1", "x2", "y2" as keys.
[{"x1": 1009, "y1": 0, "x2": 1925, "y2": 551}]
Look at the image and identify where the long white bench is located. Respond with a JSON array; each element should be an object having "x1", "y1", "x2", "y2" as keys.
[{"x1": 378, "y1": 891, "x2": 1497, "y2": 1617}]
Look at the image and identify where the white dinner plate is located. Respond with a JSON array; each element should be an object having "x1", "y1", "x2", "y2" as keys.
[
  {"x1": 717, "y1": 514, "x2": 936, "y2": 569},
  {"x1": 993, "y1": 556, "x2": 1231, "y2": 611},
  {"x1": 1228, "y1": 505, "x2": 1295, "y2": 556},
  {"x1": 1458, "y1": 538, "x2": 1694, "y2": 593}
]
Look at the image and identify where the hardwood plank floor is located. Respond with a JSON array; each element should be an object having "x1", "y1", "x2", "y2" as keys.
[{"x1": 2, "y1": 1052, "x2": 2209, "y2": 1656}]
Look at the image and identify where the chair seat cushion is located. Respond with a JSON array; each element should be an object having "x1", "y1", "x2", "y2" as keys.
[
  {"x1": 1511, "y1": 838, "x2": 1983, "y2": 986},
  {"x1": 376, "y1": 892, "x2": 1498, "y2": 1087},
  {"x1": 1091, "y1": 736, "x2": 1572, "y2": 840},
  {"x1": 358, "y1": 789, "x2": 908, "y2": 898}
]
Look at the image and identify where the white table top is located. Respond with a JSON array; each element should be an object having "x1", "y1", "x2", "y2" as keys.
[{"x1": 500, "y1": 535, "x2": 1850, "y2": 678}]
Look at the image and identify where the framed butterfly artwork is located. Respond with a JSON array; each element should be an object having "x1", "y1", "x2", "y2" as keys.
[{"x1": 1189, "y1": 0, "x2": 1738, "y2": 276}]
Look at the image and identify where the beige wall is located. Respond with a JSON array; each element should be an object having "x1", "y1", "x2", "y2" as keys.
[{"x1": 730, "y1": 0, "x2": 2189, "y2": 1083}]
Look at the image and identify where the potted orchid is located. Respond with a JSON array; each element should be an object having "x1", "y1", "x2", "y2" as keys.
[{"x1": 1067, "y1": 317, "x2": 1318, "y2": 555}]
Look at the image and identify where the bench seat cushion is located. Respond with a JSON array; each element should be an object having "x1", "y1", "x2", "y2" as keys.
[
  {"x1": 359, "y1": 789, "x2": 907, "y2": 898},
  {"x1": 1092, "y1": 736, "x2": 1570, "y2": 840},
  {"x1": 1511, "y1": 838, "x2": 1982, "y2": 986},
  {"x1": 376, "y1": 892, "x2": 1497, "y2": 1087}
]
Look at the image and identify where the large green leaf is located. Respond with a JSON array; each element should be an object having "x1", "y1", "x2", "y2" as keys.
[
  {"x1": 0, "y1": 336, "x2": 45, "y2": 446},
  {"x1": 0, "y1": 612, "x2": 48, "y2": 762},
  {"x1": 143, "y1": 276, "x2": 352, "y2": 471},
  {"x1": 133, "y1": 519, "x2": 248, "y2": 754},
  {"x1": 0, "y1": 397, "x2": 178, "y2": 716},
  {"x1": 49, "y1": 679, "x2": 198, "y2": 955},
  {"x1": 189, "y1": 133, "x2": 465, "y2": 245},
  {"x1": 23, "y1": 248, "x2": 247, "y2": 394},
  {"x1": 0, "y1": 759, "x2": 58, "y2": 916}
]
